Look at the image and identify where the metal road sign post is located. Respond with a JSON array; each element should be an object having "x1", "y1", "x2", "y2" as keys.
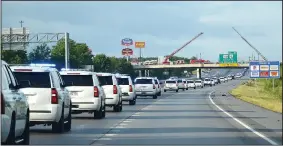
[
  {"x1": 249, "y1": 61, "x2": 280, "y2": 90},
  {"x1": 135, "y1": 42, "x2": 145, "y2": 65}
]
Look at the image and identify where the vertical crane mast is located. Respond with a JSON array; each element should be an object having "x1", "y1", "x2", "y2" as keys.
[
  {"x1": 163, "y1": 32, "x2": 204, "y2": 64},
  {"x1": 232, "y1": 27, "x2": 268, "y2": 61}
]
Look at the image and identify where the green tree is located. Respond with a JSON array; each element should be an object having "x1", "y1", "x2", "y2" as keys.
[
  {"x1": 92, "y1": 54, "x2": 112, "y2": 72},
  {"x1": 28, "y1": 43, "x2": 51, "y2": 63},
  {"x1": 1, "y1": 50, "x2": 28, "y2": 64}
]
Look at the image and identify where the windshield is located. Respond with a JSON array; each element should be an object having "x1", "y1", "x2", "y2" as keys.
[
  {"x1": 135, "y1": 79, "x2": 152, "y2": 84},
  {"x1": 14, "y1": 72, "x2": 51, "y2": 88},
  {"x1": 177, "y1": 80, "x2": 182, "y2": 83},
  {"x1": 166, "y1": 81, "x2": 176, "y2": 84},
  {"x1": 205, "y1": 79, "x2": 210, "y2": 81},
  {"x1": 97, "y1": 76, "x2": 113, "y2": 85},
  {"x1": 188, "y1": 81, "x2": 194, "y2": 83},
  {"x1": 61, "y1": 75, "x2": 93, "y2": 86},
  {"x1": 117, "y1": 77, "x2": 129, "y2": 85},
  {"x1": 195, "y1": 81, "x2": 202, "y2": 83}
]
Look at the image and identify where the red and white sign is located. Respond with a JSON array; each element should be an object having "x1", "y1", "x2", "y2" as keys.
[
  {"x1": 250, "y1": 65, "x2": 259, "y2": 71},
  {"x1": 270, "y1": 71, "x2": 279, "y2": 77},
  {"x1": 122, "y1": 48, "x2": 133, "y2": 56},
  {"x1": 260, "y1": 71, "x2": 269, "y2": 77}
]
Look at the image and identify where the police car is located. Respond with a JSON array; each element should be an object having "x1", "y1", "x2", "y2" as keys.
[
  {"x1": 1, "y1": 61, "x2": 30, "y2": 144},
  {"x1": 60, "y1": 69, "x2": 106, "y2": 119},
  {"x1": 134, "y1": 77, "x2": 158, "y2": 99},
  {"x1": 11, "y1": 64, "x2": 72, "y2": 133},
  {"x1": 96, "y1": 73, "x2": 122, "y2": 112},
  {"x1": 115, "y1": 74, "x2": 137, "y2": 105}
]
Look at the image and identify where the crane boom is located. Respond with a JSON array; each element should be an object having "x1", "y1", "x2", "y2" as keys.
[
  {"x1": 163, "y1": 32, "x2": 204, "y2": 64},
  {"x1": 232, "y1": 27, "x2": 268, "y2": 61}
]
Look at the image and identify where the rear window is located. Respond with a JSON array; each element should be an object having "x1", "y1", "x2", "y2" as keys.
[
  {"x1": 135, "y1": 79, "x2": 152, "y2": 84},
  {"x1": 117, "y1": 77, "x2": 129, "y2": 85},
  {"x1": 97, "y1": 76, "x2": 113, "y2": 85},
  {"x1": 154, "y1": 80, "x2": 158, "y2": 84},
  {"x1": 195, "y1": 81, "x2": 201, "y2": 83},
  {"x1": 61, "y1": 75, "x2": 93, "y2": 86},
  {"x1": 166, "y1": 81, "x2": 176, "y2": 84},
  {"x1": 14, "y1": 72, "x2": 51, "y2": 88},
  {"x1": 177, "y1": 80, "x2": 182, "y2": 83},
  {"x1": 188, "y1": 81, "x2": 194, "y2": 83},
  {"x1": 205, "y1": 79, "x2": 210, "y2": 81},
  {"x1": 183, "y1": 81, "x2": 186, "y2": 83}
]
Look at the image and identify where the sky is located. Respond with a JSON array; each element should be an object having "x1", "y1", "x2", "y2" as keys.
[{"x1": 2, "y1": 1, "x2": 282, "y2": 62}]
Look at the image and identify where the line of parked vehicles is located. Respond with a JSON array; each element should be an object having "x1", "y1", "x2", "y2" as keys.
[
  {"x1": 163, "y1": 72, "x2": 244, "y2": 92},
  {"x1": 1, "y1": 62, "x2": 165, "y2": 145}
]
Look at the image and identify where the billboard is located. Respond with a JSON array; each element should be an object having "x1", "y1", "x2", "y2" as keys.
[
  {"x1": 122, "y1": 48, "x2": 133, "y2": 56},
  {"x1": 135, "y1": 42, "x2": 145, "y2": 48},
  {"x1": 249, "y1": 61, "x2": 280, "y2": 78},
  {"x1": 121, "y1": 38, "x2": 133, "y2": 46}
]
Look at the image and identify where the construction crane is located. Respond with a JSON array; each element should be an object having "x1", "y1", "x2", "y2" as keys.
[
  {"x1": 162, "y1": 32, "x2": 204, "y2": 64},
  {"x1": 232, "y1": 27, "x2": 267, "y2": 61}
]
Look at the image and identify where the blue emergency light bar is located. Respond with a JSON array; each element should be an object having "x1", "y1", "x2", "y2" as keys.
[
  {"x1": 30, "y1": 63, "x2": 56, "y2": 67},
  {"x1": 61, "y1": 68, "x2": 91, "y2": 71}
]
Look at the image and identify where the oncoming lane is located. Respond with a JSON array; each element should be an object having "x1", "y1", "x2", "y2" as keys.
[{"x1": 29, "y1": 92, "x2": 175, "y2": 145}]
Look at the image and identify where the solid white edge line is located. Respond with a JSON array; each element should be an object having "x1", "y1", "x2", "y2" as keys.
[{"x1": 208, "y1": 91, "x2": 278, "y2": 145}]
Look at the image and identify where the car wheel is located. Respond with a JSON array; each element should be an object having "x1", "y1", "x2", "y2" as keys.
[
  {"x1": 129, "y1": 97, "x2": 136, "y2": 105},
  {"x1": 176, "y1": 89, "x2": 179, "y2": 92},
  {"x1": 201, "y1": 86, "x2": 203, "y2": 88},
  {"x1": 102, "y1": 103, "x2": 106, "y2": 118},
  {"x1": 153, "y1": 94, "x2": 158, "y2": 99},
  {"x1": 64, "y1": 104, "x2": 72, "y2": 131},
  {"x1": 157, "y1": 92, "x2": 161, "y2": 96},
  {"x1": 94, "y1": 101, "x2": 104, "y2": 119},
  {"x1": 194, "y1": 87, "x2": 196, "y2": 89},
  {"x1": 114, "y1": 99, "x2": 122, "y2": 112},
  {"x1": 186, "y1": 88, "x2": 188, "y2": 90},
  {"x1": 19, "y1": 109, "x2": 30, "y2": 145},
  {"x1": 52, "y1": 108, "x2": 65, "y2": 133},
  {"x1": 3, "y1": 113, "x2": 16, "y2": 145},
  {"x1": 182, "y1": 89, "x2": 185, "y2": 91},
  {"x1": 164, "y1": 90, "x2": 167, "y2": 92}
]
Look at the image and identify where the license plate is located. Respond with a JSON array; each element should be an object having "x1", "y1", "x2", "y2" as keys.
[
  {"x1": 70, "y1": 92, "x2": 78, "y2": 96},
  {"x1": 141, "y1": 92, "x2": 146, "y2": 94},
  {"x1": 122, "y1": 93, "x2": 129, "y2": 96}
]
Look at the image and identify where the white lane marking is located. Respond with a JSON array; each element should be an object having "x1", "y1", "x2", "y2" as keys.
[
  {"x1": 99, "y1": 138, "x2": 112, "y2": 140},
  {"x1": 115, "y1": 126, "x2": 126, "y2": 128},
  {"x1": 208, "y1": 91, "x2": 278, "y2": 145},
  {"x1": 105, "y1": 134, "x2": 117, "y2": 137},
  {"x1": 132, "y1": 114, "x2": 140, "y2": 116},
  {"x1": 120, "y1": 123, "x2": 128, "y2": 126},
  {"x1": 123, "y1": 120, "x2": 132, "y2": 123}
]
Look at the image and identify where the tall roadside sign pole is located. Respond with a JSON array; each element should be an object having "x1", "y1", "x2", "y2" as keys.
[
  {"x1": 135, "y1": 42, "x2": 145, "y2": 65},
  {"x1": 121, "y1": 38, "x2": 134, "y2": 62}
]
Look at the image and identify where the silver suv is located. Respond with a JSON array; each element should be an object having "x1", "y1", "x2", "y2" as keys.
[{"x1": 134, "y1": 77, "x2": 158, "y2": 99}]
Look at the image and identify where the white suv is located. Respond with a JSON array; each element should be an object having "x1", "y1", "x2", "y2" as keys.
[
  {"x1": 153, "y1": 78, "x2": 162, "y2": 96},
  {"x1": 219, "y1": 77, "x2": 225, "y2": 82},
  {"x1": 194, "y1": 80, "x2": 204, "y2": 88},
  {"x1": 60, "y1": 69, "x2": 106, "y2": 119},
  {"x1": 210, "y1": 79, "x2": 216, "y2": 86},
  {"x1": 163, "y1": 80, "x2": 179, "y2": 92},
  {"x1": 96, "y1": 73, "x2": 122, "y2": 112},
  {"x1": 187, "y1": 80, "x2": 196, "y2": 89},
  {"x1": 1, "y1": 61, "x2": 30, "y2": 145},
  {"x1": 182, "y1": 79, "x2": 189, "y2": 90},
  {"x1": 177, "y1": 79, "x2": 185, "y2": 91},
  {"x1": 204, "y1": 78, "x2": 212, "y2": 87},
  {"x1": 116, "y1": 74, "x2": 136, "y2": 105},
  {"x1": 134, "y1": 77, "x2": 158, "y2": 99},
  {"x1": 11, "y1": 64, "x2": 72, "y2": 133}
]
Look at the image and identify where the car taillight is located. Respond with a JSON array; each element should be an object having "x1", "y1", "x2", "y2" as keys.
[
  {"x1": 94, "y1": 86, "x2": 99, "y2": 97},
  {"x1": 51, "y1": 88, "x2": 58, "y2": 104},
  {"x1": 1, "y1": 93, "x2": 5, "y2": 114},
  {"x1": 113, "y1": 85, "x2": 118, "y2": 94},
  {"x1": 129, "y1": 85, "x2": 133, "y2": 92},
  {"x1": 153, "y1": 84, "x2": 156, "y2": 89}
]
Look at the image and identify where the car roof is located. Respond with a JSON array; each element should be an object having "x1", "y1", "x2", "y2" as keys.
[
  {"x1": 11, "y1": 66, "x2": 57, "y2": 72},
  {"x1": 96, "y1": 72, "x2": 113, "y2": 76},
  {"x1": 60, "y1": 70, "x2": 95, "y2": 75},
  {"x1": 135, "y1": 77, "x2": 154, "y2": 80},
  {"x1": 1, "y1": 60, "x2": 8, "y2": 65}
]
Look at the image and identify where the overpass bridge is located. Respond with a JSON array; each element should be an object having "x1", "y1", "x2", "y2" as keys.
[{"x1": 133, "y1": 63, "x2": 250, "y2": 78}]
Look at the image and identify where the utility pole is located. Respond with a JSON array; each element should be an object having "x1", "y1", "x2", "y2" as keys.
[{"x1": 19, "y1": 20, "x2": 24, "y2": 28}]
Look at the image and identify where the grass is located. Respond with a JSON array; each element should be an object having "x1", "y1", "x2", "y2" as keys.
[{"x1": 230, "y1": 79, "x2": 282, "y2": 113}]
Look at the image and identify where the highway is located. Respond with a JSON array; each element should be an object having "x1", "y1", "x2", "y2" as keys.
[{"x1": 28, "y1": 69, "x2": 282, "y2": 145}]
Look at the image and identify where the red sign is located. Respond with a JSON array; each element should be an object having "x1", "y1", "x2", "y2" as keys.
[
  {"x1": 260, "y1": 71, "x2": 269, "y2": 77},
  {"x1": 122, "y1": 48, "x2": 133, "y2": 56}
]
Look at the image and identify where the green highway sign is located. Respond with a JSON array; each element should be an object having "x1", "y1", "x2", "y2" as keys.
[{"x1": 219, "y1": 51, "x2": 238, "y2": 64}]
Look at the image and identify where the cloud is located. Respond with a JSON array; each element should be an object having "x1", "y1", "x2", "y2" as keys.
[{"x1": 2, "y1": 1, "x2": 282, "y2": 61}]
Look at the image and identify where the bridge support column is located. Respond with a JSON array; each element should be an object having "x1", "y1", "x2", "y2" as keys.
[
  {"x1": 197, "y1": 68, "x2": 201, "y2": 79},
  {"x1": 139, "y1": 70, "x2": 142, "y2": 77}
]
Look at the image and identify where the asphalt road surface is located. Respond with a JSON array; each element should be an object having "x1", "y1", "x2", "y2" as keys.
[{"x1": 29, "y1": 69, "x2": 282, "y2": 145}]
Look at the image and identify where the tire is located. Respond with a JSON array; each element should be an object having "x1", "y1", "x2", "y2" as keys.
[
  {"x1": 94, "y1": 101, "x2": 104, "y2": 119},
  {"x1": 52, "y1": 108, "x2": 65, "y2": 133},
  {"x1": 201, "y1": 86, "x2": 203, "y2": 88},
  {"x1": 210, "y1": 84, "x2": 212, "y2": 87},
  {"x1": 194, "y1": 87, "x2": 196, "y2": 89},
  {"x1": 153, "y1": 95, "x2": 157, "y2": 99},
  {"x1": 186, "y1": 88, "x2": 188, "y2": 90},
  {"x1": 64, "y1": 104, "x2": 72, "y2": 131},
  {"x1": 20, "y1": 110, "x2": 30, "y2": 145},
  {"x1": 114, "y1": 98, "x2": 122, "y2": 112},
  {"x1": 3, "y1": 113, "x2": 16, "y2": 145},
  {"x1": 129, "y1": 97, "x2": 136, "y2": 105},
  {"x1": 164, "y1": 90, "x2": 167, "y2": 92},
  {"x1": 176, "y1": 89, "x2": 179, "y2": 92},
  {"x1": 102, "y1": 103, "x2": 106, "y2": 118},
  {"x1": 182, "y1": 89, "x2": 185, "y2": 91}
]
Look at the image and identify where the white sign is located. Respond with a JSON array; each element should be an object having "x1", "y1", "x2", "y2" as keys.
[
  {"x1": 260, "y1": 65, "x2": 269, "y2": 71},
  {"x1": 270, "y1": 65, "x2": 279, "y2": 70},
  {"x1": 250, "y1": 65, "x2": 259, "y2": 71},
  {"x1": 250, "y1": 71, "x2": 259, "y2": 77}
]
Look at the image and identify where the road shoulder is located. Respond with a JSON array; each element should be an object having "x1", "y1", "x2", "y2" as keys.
[{"x1": 210, "y1": 80, "x2": 282, "y2": 145}]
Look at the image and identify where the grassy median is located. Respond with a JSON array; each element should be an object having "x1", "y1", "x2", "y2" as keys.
[{"x1": 230, "y1": 79, "x2": 282, "y2": 113}]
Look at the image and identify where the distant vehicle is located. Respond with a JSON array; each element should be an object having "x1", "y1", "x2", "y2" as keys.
[
  {"x1": 224, "y1": 77, "x2": 228, "y2": 82},
  {"x1": 2, "y1": 61, "x2": 30, "y2": 144},
  {"x1": 164, "y1": 80, "x2": 179, "y2": 92},
  {"x1": 177, "y1": 79, "x2": 186, "y2": 91},
  {"x1": 194, "y1": 80, "x2": 204, "y2": 88},
  {"x1": 187, "y1": 80, "x2": 196, "y2": 89},
  {"x1": 227, "y1": 76, "x2": 232, "y2": 80},
  {"x1": 153, "y1": 78, "x2": 162, "y2": 96},
  {"x1": 116, "y1": 75, "x2": 137, "y2": 105},
  {"x1": 212, "y1": 77, "x2": 219, "y2": 84},
  {"x1": 204, "y1": 78, "x2": 212, "y2": 87},
  {"x1": 11, "y1": 64, "x2": 72, "y2": 133},
  {"x1": 182, "y1": 79, "x2": 189, "y2": 90},
  {"x1": 96, "y1": 73, "x2": 123, "y2": 112},
  {"x1": 219, "y1": 77, "x2": 225, "y2": 82},
  {"x1": 134, "y1": 77, "x2": 158, "y2": 99},
  {"x1": 210, "y1": 79, "x2": 216, "y2": 86},
  {"x1": 60, "y1": 69, "x2": 106, "y2": 118}
]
